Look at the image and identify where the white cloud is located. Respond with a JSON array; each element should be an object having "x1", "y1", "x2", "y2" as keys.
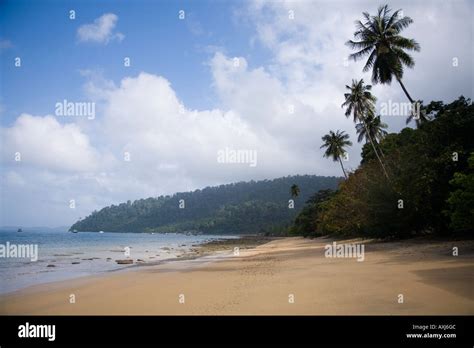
[
  {"x1": 98, "y1": 71, "x2": 310, "y2": 191},
  {"x1": 1, "y1": 114, "x2": 101, "y2": 172},
  {"x1": 77, "y1": 13, "x2": 124, "y2": 44},
  {"x1": 0, "y1": 68, "x2": 341, "y2": 226},
  {"x1": 241, "y1": 0, "x2": 473, "y2": 131},
  {"x1": 1, "y1": 0, "x2": 472, "y2": 227}
]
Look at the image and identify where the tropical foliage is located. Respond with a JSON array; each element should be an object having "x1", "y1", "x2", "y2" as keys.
[
  {"x1": 321, "y1": 130, "x2": 352, "y2": 179},
  {"x1": 292, "y1": 97, "x2": 474, "y2": 238},
  {"x1": 356, "y1": 113, "x2": 388, "y2": 144},
  {"x1": 444, "y1": 152, "x2": 474, "y2": 233},
  {"x1": 342, "y1": 79, "x2": 389, "y2": 178},
  {"x1": 70, "y1": 175, "x2": 340, "y2": 234},
  {"x1": 346, "y1": 4, "x2": 420, "y2": 104},
  {"x1": 290, "y1": 184, "x2": 300, "y2": 198}
]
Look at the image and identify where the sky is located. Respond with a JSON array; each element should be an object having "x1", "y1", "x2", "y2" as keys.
[{"x1": 0, "y1": 0, "x2": 472, "y2": 227}]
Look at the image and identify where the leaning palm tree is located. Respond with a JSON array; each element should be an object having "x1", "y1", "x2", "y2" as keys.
[
  {"x1": 341, "y1": 79, "x2": 376, "y2": 123},
  {"x1": 342, "y1": 79, "x2": 389, "y2": 179},
  {"x1": 405, "y1": 101, "x2": 430, "y2": 126},
  {"x1": 290, "y1": 184, "x2": 300, "y2": 199},
  {"x1": 356, "y1": 113, "x2": 388, "y2": 144},
  {"x1": 346, "y1": 5, "x2": 420, "y2": 104},
  {"x1": 321, "y1": 130, "x2": 352, "y2": 179}
]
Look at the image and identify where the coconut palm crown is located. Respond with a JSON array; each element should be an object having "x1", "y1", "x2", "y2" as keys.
[
  {"x1": 321, "y1": 130, "x2": 352, "y2": 179},
  {"x1": 346, "y1": 4, "x2": 420, "y2": 103},
  {"x1": 342, "y1": 79, "x2": 377, "y2": 123},
  {"x1": 356, "y1": 113, "x2": 388, "y2": 143}
]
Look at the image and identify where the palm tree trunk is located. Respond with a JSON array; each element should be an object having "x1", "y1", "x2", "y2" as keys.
[
  {"x1": 365, "y1": 124, "x2": 390, "y2": 180},
  {"x1": 378, "y1": 146, "x2": 386, "y2": 158},
  {"x1": 374, "y1": 139, "x2": 385, "y2": 158},
  {"x1": 397, "y1": 77, "x2": 414, "y2": 104},
  {"x1": 338, "y1": 157, "x2": 348, "y2": 179}
]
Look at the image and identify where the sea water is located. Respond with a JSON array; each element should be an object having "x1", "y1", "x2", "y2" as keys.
[{"x1": 0, "y1": 230, "x2": 237, "y2": 294}]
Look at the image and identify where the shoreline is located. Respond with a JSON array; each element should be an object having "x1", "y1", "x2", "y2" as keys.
[
  {"x1": 1, "y1": 236, "x2": 473, "y2": 315},
  {"x1": 106, "y1": 234, "x2": 276, "y2": 268},
  {"x1": 0, "y1": 234, "x2": 273, "y2": 296}
]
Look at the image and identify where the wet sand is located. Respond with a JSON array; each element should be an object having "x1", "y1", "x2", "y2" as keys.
[{"x1": 1, "y1": 237, "x2": 473, "y2": 315}]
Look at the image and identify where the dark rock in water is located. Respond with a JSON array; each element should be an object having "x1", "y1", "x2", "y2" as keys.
[
  {"x1": 72, "y1": 262, "x2": 80, "y2": 265},
  {"x1": 116, "y1": 259, "x2": 133, "y2": 264},
  {"x1": 47, "y1": 264, "x2": 56, "y2": 268},
  {"x1": 106, "y1": 257, "x2": 112, "y2": 261}
]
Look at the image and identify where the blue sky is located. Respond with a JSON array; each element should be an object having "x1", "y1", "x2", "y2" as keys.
[
  {"x1": 0, "y1": 0, "x2": 472, "y2": 227},
  {"x1": 0, "y1": 0, "x2": 270, "y2": 123}
]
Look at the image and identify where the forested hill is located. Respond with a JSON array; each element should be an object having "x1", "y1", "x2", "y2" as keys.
[{"x1": 70, "y1": 175, "x2": 341, "y2": 234}]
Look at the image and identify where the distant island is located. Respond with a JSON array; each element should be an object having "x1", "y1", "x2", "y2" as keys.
[{"x1": 70, "y1": 175, "x2": 341, "y2": 234}]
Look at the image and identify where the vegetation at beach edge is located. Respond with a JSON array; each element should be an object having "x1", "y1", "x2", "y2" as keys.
[{"x1": 291, "y1": 4, "x2": 473, "y2": 239}]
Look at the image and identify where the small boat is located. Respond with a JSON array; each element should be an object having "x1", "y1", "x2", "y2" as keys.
[
  {"x1": 99, "y1": 231, "x2": 104, "y2": 234},
  {"x1": 72, "y1": 229, "x2": 78, "y2": 233},
  {"x1": 17, "y1": 228, "x2": 22, "y2": 232}
]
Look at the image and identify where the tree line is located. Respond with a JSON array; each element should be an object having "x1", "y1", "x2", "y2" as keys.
[
  {"x1": 70, "y1": 175, "x2": 340, "y2": 234},
  {"x1": 291, "y1": 5, "x2": 473, "y2": 238}
]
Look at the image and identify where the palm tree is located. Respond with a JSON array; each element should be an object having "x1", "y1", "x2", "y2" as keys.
[
  {"x1": 342, "y1": 79, "x2": 376, "y2": 123},
  {"x1": 321, "y1": 130, "x2": 352, "y2": 179},
  {"x1": 356, "y1": 113, "x2": 388, "y2": 144},
  {"x1": 342, "y1": 79, "x2": 389, "y2": 179},
  {"x1": 346, "y1": 5, "x2": 420, "y2": 104},
  {"x1": 405, "y1": 102, "x2": 430, "y2": 126},
  {"x1": 290, "y1": 184, "x2": 300, "y2": 199}
]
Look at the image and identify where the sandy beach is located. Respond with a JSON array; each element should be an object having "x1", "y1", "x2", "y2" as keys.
[{"x1": 1, "y1": 237, "x2": 473, "y2": 315}]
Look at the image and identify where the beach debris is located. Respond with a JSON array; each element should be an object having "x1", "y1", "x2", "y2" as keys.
[{"x1": 115, "y1": 259, "x2": 133, "y2": 264}]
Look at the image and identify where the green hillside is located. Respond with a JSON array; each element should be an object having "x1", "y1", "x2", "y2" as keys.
[{"x1": 70, "y1": 175, "x2": 341, "y2": 234}]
